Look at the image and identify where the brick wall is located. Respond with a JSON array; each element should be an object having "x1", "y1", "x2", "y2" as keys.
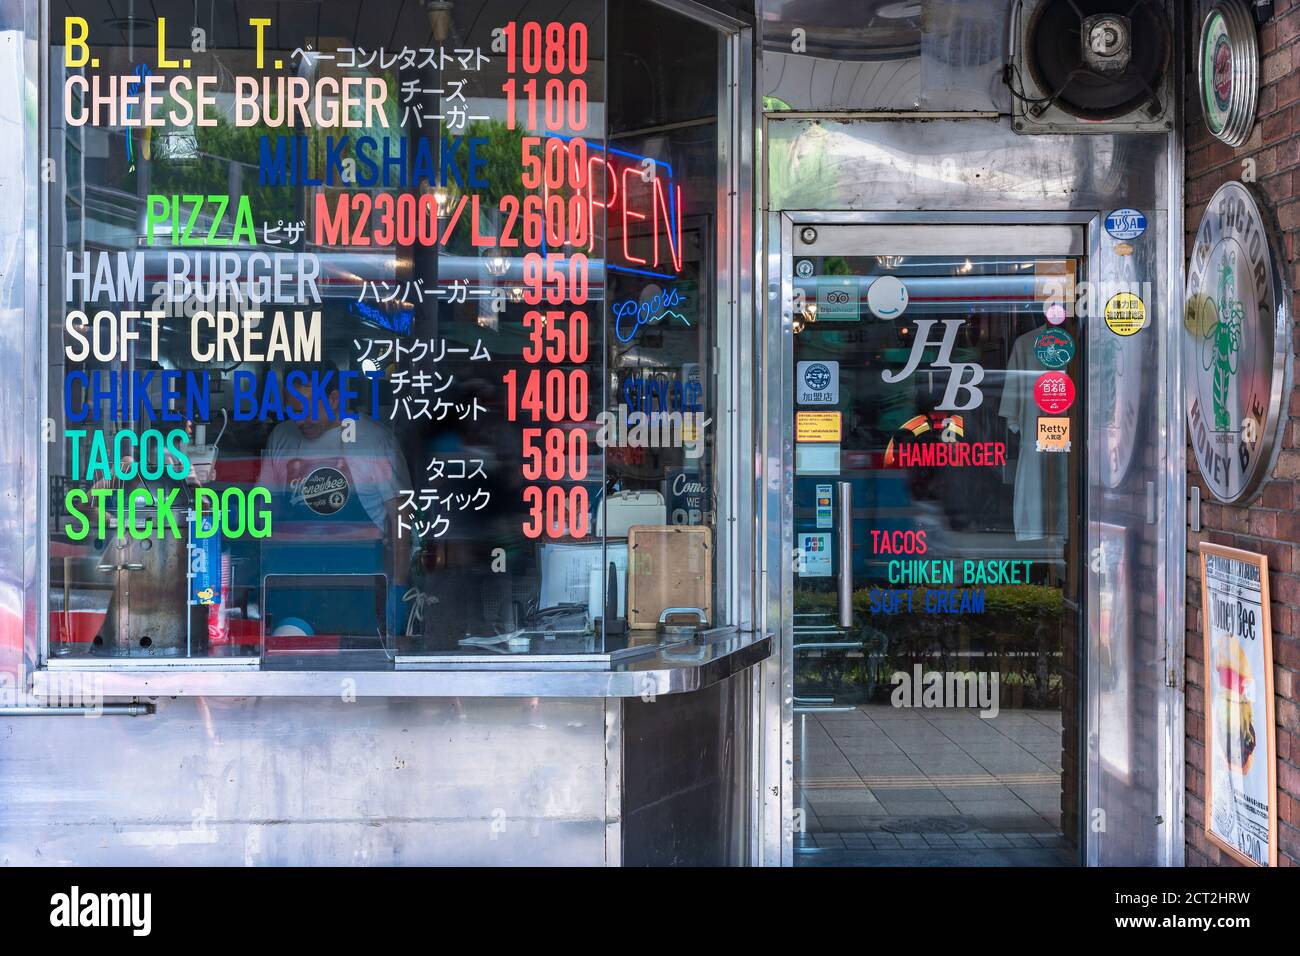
[{"x1": 1184, "y1": 0, "x2": 1300, "y2": 867}]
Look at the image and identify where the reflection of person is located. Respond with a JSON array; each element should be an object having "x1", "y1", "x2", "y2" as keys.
[{"x1": 256, "y1": 359, "x2": 412, "y2": 640}]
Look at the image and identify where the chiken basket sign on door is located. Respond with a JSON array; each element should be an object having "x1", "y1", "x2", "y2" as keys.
[{"x1": 1200, "y1": 543, "x2": 1278, "y2": 866}]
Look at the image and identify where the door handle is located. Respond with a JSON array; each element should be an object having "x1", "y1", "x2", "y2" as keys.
[
  {"x1": 838, "y1": 481, "x2": 852, "y2": 628},
  {"x1": 97, "y1": 563, "x2": 144, "y2": 572}
]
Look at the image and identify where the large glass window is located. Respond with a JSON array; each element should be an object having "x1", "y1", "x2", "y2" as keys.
[{"x1": 46, "y1": 0, "x2": 734, "y2": 665}]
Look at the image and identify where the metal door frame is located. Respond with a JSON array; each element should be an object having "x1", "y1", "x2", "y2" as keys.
[{"x1": 764, "y1": 210, "x2": 1104, "y2": 866}]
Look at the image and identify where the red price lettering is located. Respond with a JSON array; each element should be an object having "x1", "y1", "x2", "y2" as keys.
[
  {"x1": 521, "y1": 136, "x2": 587, "y2": 191},
  {"x1": 522, "y1": 485, "x2": 590, "y2": 539},
  {"x1": 503, "y1": 78, "x2": 588, "y2": 132},
  {"x1": 523, "y1": 310, "x2": 588, "y2": 364},
  {"x1": 503, "y1": 21, "x2": 588, "y2": 75},
  {"x1": 503, "y1": 368, "x2": 588, "y2": 422},
  {"x1": 522, "y1": 252, "x2": 589, "y2": 305},
  {"x1": 521, "y1": 428, "x2": 589, "y2": 481}
]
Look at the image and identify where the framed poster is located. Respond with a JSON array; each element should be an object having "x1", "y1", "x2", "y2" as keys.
[{"x1": 1199, "y1": 542, "x2": 1277, "y2": 866}]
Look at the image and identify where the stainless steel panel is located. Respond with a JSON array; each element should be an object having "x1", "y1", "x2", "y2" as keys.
[
  {"x1": 0, "y1": 697, "x2": 610, "y2": 865},
  {"x1": 836, "y1": 482, "x2": 851, "y2": 628},
  {"x1": 759, "y1": 0, "x2": 1011, "y2": 114},
  {"x1": 801, "y1": 222, "x2": 1084, "y2": 256},
  {"x1": 33, "y1": 631, "x2": 771, "y2": 698},
  {"x1": 0, "y1": 3, "x2": 42, "y2": 693}
]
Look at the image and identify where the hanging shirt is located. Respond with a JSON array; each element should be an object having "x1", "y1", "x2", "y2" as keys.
[
  {"x1": 257, "y1": 416, "x2": 410, "y2": 574},
  {"x1": 998, "y1": 327, "x2": 1068, "y2": 542}
]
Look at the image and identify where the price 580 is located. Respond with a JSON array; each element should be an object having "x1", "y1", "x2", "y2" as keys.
[{"x1": 521, "y1": 427, "x2": 588, "y2": 481}]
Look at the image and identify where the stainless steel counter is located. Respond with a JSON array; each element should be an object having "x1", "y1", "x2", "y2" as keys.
[{"x1": 32, "y1": 630, "x2": 771, "y2": 699}]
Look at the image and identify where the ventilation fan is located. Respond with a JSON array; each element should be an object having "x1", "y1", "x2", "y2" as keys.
[{"x1": 1009, "y1": 0, "x2": 1173, "y2": 134}]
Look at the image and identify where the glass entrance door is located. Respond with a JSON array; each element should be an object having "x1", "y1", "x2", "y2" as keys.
[{"x1": 790, "y1": 224, "x2": 1085, "y2": 866}]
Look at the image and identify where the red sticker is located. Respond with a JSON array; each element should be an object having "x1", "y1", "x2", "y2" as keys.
[{"x1": 1034, "y1": 372, "x2": 1075, "y2": 415}]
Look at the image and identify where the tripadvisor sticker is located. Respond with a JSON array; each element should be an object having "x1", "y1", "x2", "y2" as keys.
[
  {"x1": 1104, "y1": 292, "x2": 1146, "y2": 336},
  {"x1": 1034, "y1": 328, "x2": 1075, "y2": 370}
]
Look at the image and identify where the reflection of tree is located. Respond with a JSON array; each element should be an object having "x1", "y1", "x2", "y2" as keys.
[
  {"x1": 146, "y1": 116, "x2": 296, "y2": 225},
  {"x1": 768, "y1": 124, "x2": 835, "y2": 209},
  {"x1": 468, "y1": 120, "x2": 527, "y2": 204},
  {"x1": 445, "y1": 120, "x2": 527, "y2": 256},
  {"x1": 792, "y1": 585, "x2": 1066, "y2": 707}
]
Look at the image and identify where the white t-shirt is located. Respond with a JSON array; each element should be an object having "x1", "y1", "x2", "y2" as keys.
[
  {"x1": 998, "y1": 328, "x2": 1068, "y2": 542},
  {"x1": 257, "y1": 417, "x2": 410, "y2": 529}
]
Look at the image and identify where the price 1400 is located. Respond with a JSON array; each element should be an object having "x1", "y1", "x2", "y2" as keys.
[{"x1": 503, "y1": 368, "x2": 588, "y2": 423}]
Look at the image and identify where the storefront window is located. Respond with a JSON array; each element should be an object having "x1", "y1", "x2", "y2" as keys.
[{"x1": 46, "y1": 0, "x2": 733, "y2": 665}]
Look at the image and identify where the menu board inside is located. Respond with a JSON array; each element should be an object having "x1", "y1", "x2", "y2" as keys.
[{"x1": 47, "y1": 0, "x2": 730, "y2": 662}]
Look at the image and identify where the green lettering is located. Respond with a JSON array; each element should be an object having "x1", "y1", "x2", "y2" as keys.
[
  {"x1": 233, "y1": 196, "x2": 256, "y2": 244},
  {"x1": 64, "y1": 489, "x2": 89, "y2": 540}
]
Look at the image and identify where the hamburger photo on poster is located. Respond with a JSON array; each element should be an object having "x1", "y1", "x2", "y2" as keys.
[{"x1": 1201, "y1": 545, "x2": 1277, "y2": 866}]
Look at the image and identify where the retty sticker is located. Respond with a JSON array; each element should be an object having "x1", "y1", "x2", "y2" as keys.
[{"x1": 1036, "y1": 417, "x2": 1071, "y2": 453}]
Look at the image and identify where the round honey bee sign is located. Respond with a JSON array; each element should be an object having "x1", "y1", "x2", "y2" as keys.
[{"x1": 1185, "y1": 182, "x2": 1290, "y2": 503}]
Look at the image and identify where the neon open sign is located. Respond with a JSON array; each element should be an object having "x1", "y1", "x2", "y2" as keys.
[{"x1": 544, "y1": 137, "x2": 684, "y2": 280}]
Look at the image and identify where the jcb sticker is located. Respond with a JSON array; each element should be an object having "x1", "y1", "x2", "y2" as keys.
[{"x1": 1104, "y1": 292, "x2": 1147, "y2": 336}]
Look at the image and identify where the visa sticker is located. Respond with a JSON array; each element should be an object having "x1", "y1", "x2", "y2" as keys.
[
  {"x1": 815, "y1": 484, "x2": 833, "y2": 529},
  {"x1": 1105, "y1": 208, "x2": 1147, "y2": 241}
]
